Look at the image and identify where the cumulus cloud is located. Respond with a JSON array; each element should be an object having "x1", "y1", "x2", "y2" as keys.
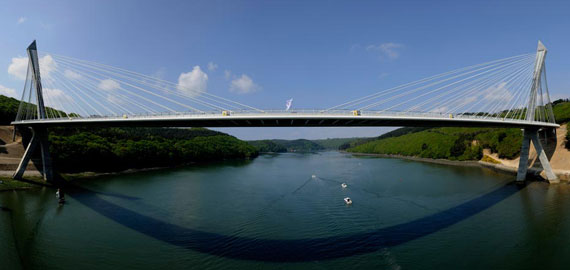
[
  {"x1": 177, "y1": 66, "x2": 208, "y2": 96},
  {"x1": 17, "y1": 17, "x2": 26, "y2": 24},
  {"x1": 64, "y1": 69, "x2": 82, "y2": 79},
  {"x1": 230, "y1": 74, "x2": 260, "y2": 94},
  {"x1": 7, "y1": 57, "x2": 28, "y2": 80},
  {"x1": 8, "y1": 54, "x2": 57, "y2": 80},
  {"x1": 98, "y1": 79, "x2": 120, "y2": 91},
  {"x1": 0, "y1": 85, "x2": 17, "y2": 98},
  {"x1": 207, "y1": 62, "x2": 218, "y2": 71},
  {"x1": 366, "y1": 42, "x2": 403, "y2": 60}
]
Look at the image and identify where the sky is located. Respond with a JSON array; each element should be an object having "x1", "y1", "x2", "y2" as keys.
[{"x1": 1, "y1": 0, "x2": 569, "y2": 140}]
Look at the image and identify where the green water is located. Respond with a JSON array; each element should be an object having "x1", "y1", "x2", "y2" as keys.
[{"x1": 1, "y1": 152, "x2": 570, "y2": 269}]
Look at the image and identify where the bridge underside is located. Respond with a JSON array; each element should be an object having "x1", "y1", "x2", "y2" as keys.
[{"x1": 11, "y1": 115, "x2": 560, "y2": 129}]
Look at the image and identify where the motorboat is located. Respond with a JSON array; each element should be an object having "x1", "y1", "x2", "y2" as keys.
[
  {"x1": 312, "y1": 175, "x2": 316, "y2": 179},
  {"x1": 344, "y1": 197, "x2": 352, "y2": 205},
  {"x1": 341, "y1": 183, "x2": 348, "y2": 188}
]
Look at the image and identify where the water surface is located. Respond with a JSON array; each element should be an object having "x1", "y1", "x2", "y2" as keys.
[{"x1": 1, "y1": 152, "x2": 570, "y2": 269}]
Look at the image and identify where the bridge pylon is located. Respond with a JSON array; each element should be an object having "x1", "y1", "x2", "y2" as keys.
[
  {"x1": 13, "y1": 41, "x2": 54, "y2": 182},
  {"x1": 516, "y1": 41, "x2": 557, "y2": 183}
]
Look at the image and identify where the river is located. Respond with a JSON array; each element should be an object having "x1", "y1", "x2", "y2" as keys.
[{"x1": 1, "y1": 151, "x2": 570, "y2": 269}]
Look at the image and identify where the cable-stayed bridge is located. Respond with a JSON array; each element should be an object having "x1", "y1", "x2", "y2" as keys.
[{"x1": 11, "y1": 41, "x2": 560, "y2": 183}]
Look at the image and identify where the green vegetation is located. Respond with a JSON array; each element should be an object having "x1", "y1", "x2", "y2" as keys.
[
  {"x1": 312, "y1": 138, "x2": 369, "y2": 150},
  {"x1": 553, "y1": 99, "x2": 570, "y2": 124},
  {"x1": 0, "y1": 177, "x2": 38, "y2": 191},
  {"x1": 348, "y1": 99, "x2": 570, "y2": 160},
  {"x1": 48, "y1": 127, "x2": 258, "y2": 173},
  {"x1": 248, "y1": 139, "x2": 324, "y2": 152},
  {"x1": 248, "y1": 137, "x2": 372, "y2": 153},
  {"x1": 247, "y1": 140, "x2": 287, "y2": 152},
  {"x1": 0, "y1": 95, "x2": 73, "y2": 124},
  {"x1": 0, "y1": 95, "x2": 20, "y2": 125},
  {"x1": 0, "y1": 94, "x2": 259, "y2": 173},
  {"x1": 347, "y1": 127, "x2": 522, "y2": 161}
]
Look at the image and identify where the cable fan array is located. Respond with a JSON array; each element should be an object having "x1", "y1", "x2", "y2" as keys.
[
  {"x1": 16, "y1": 52, "x2": 263, "y2": 121},
  {"x1": 326, "y1": 53, "x2": 555, "y2": 123},
  {"x1": 15, "y1": 50, "x2": 555, "y2": 124}
]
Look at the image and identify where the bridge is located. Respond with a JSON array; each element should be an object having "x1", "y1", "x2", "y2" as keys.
[{"x1": 11, "y1": 41, "x2": 559, "y2": 183}]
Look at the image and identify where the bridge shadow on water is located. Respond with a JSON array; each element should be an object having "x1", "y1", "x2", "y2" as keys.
[{"x1": 67, "y1": 182, "x2": 525, "y2": 262}]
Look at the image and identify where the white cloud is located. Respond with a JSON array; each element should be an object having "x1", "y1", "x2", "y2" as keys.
[
  {"x1": 366, "y1": 42, "x2": 403, "y2": 60},
  {"x1": 483, "y1": 82, "x2": 513, "y2": 103},
  {"x1": 17, "y1": 17, "x2": 26, "y2": 24},
  {"x1": 64, "y1": 69, "x2": 82, "y2": 79},
  {"x1": 7, "y1": 57, "x2": 28, "y2": 80},
  {"x1": 0, "y1": 84, "x2": 17, "y2": 98},
  {"x1": 98, "y1": 79, "x2": 120, "y2": 91},
  {"x1": 207, "y1": 62, "x2": 218, "y2": 71},
  {"x1": 7, "y1": 54, "x2": 57, "y2": 80},
  {"x1": 230, "y1": 74, "x2": 260, "y2": 94},
  {"x1": 43, "y1": 88, "x2": 74, "y2": 110},
  {"x1": 177, "y1": 66, "x2": 208, "y2": 96},
  {"x1": 39, "y1": 55, "x2": 57, "y2": 78},
  {"x1": 224, "y1": 70, "x2": 232, "y2": 80}
]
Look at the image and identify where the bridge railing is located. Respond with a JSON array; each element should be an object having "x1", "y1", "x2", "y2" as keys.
[{"x1": 12, "y1": 109, "x2": 544, "y2": 125}]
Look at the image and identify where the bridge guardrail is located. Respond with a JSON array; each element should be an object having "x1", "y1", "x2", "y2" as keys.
[{"x1": 12, "y1": 109, "x2": 550, "y2": 126}]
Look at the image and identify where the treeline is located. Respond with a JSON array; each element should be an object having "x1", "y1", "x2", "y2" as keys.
[
  {"x1": 48, "y1": 127, "x2": 258, "y2": 173},
  {"x1": 0, "y1": 95, "x2": 73, "y2": 124},
  {"x1": 347, "y1": 127, "x2": 521, "y2": 160},
  {"x1": 248, "y1": 139, "x2": 325, "y2": 153},
  {"x1": 0, "y1": 94, "x2": 259, "y2": 173},
  {"x1": 348, "y1": 99, "x2": 570, "y2": 160},
  {"x1": 249, "y1": 137, "x2": 372, "y2": 153}
]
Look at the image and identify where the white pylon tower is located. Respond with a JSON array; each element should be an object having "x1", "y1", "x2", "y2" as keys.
[{"x1": 516, "y1": 41, "x2": 557, "y2": 183}]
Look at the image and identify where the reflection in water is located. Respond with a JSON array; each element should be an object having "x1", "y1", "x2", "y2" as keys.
[{"x1": 68, "y1": 182, "x2": 524, "y2": 262}]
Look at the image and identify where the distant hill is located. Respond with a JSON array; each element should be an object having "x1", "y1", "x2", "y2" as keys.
[
  {"x1": 248, "y1": 137, "x2": 373, "y2": 153},
  {"x1": 249, "y1": 139, "x2": 324, "y2": 153}
]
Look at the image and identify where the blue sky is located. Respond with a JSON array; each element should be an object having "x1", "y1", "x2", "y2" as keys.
[{"x1": 1, "y1": 0, "x2": 569, "y2": 139}]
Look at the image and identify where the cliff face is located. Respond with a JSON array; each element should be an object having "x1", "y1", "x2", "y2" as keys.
[
  {"x1": 481, "y1": 124, "x2": 570, "y2": 180},
  {"x1": 0, "y1": 126, "x2": 41, "y2": 177}
]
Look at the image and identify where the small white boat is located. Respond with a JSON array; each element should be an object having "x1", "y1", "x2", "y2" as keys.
[
  {"x1": 312, "y1": 175, "x2": 317, "y2": 179},
  {"x1": 341, "y1": 183, "x2": 348, "y2": 188},
  {"x1": 344, "y1": 197, "x2": 352, "y2": 205}
]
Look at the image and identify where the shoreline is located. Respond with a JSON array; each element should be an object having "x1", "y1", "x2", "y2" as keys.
[
  {"x1": 1, "y1": 150, "x2": 565, "y2": 192},
  {"x1": 345, "y1": 151, "x2": 564, "y2": 181},
  {"x1": 347, "y1": 152, "x2": 482, "y2": 167}
]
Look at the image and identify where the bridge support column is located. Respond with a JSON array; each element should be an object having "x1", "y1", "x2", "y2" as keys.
[
  {"x1": 13, "y1": 127, "x2": 53, "y2": 182},
  {"x1": 516, "y1": 128, "x2": 557, "y2": 183}
]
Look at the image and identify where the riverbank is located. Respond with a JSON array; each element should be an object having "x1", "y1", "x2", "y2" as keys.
[
  {"x1": 0, "y1": 176, "x2": 50, "y2": 192},
  {"x1": 348, "y1": 152, "x2": 482, "y2": 167},
  {"x1": 347, "y1": 123, "x2": 570, "y2": 182},
  {"x1": 347, "y1": 151, "x2": 552, "y2": 181}
]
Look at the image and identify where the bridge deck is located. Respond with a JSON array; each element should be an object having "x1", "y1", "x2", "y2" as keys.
[{"x1": 11, "y1": 111, "x2": 560, "y2": 129}]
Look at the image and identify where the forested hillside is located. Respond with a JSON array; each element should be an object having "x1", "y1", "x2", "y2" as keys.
[
  {"x1": 348, "y1": 99, "x2": 570, "y2": 160},
  {"x1": 248, "y1": 139, "x2": 324, "y2": 152},
  {"x1": 49, "y1": 127, "x2": 258, "y2": 172},
  {"x1": 0, "y1": 95, "x2": 258, "y2": 173}
]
